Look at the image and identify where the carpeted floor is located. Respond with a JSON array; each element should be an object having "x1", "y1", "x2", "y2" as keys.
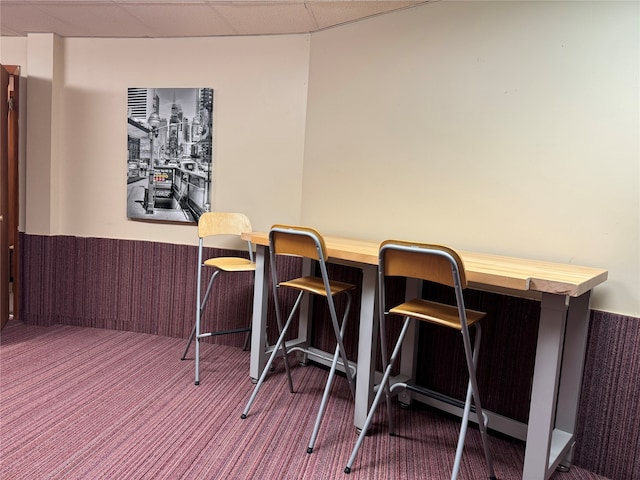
[{"x1": 0, "y1": 321, "x2": 609, "y2": 479}]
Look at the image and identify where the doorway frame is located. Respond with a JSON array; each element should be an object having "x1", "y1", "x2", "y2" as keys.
[{"x1": 1, "y1": 64, "x2": 20, "y2": 329}]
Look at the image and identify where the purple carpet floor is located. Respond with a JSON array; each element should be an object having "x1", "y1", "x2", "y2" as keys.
[{"x1": 0, "y1": 321, "x2": 609, "y2": 480}]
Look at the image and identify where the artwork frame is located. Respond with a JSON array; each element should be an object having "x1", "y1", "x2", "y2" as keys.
[{"x1": 126, "y1": 87, "x2": 213, "y2": 224}]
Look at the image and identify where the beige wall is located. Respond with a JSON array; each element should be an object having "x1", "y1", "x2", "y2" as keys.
[
  {"x1": 1, "y1": 1, "x2": 638, "y2": 315},
  {"x1": 303, "y1": 1, "x2": 639, "y2": 315},
  {"x1": 1, "y1": 34, "x2": 310, "y2": 245}
]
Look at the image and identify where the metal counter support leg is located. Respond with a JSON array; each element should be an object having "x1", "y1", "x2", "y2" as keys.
[
  {"x1": 555, "y1": 291, "x2": 592, "y2": 470},
  {"x1": 522, "y1": 291, "x2": 592, "y2": 479},
  {"x1": 354, "y1": 264, "x2": 378, "y2": 431},
  {"x1": 249, "y1": 245, "x2": 269, "y2": 381},
  {"x1": 523, "y1": 292, "x2": 567, "y2": 479}
]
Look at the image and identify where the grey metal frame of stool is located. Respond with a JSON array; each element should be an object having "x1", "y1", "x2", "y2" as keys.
[
  {"x1": 181, "y1": 212, "x2": 255, "y2": 386},
  {"x1": 241, "y1": 225, "x2": 357, "y2": 455},
  {"x1": 344, "y1": 240, "x2": 496, "y2": 480}
]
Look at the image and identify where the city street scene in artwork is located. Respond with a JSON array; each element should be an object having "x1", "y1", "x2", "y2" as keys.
[{"x1": 127, "y1": 87, "x2": 213, "y2": 223}]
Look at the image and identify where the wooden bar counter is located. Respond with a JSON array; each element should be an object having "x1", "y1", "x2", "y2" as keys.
[{"x1": 242, "y1": 231, "x2": 607, "y2": 480}]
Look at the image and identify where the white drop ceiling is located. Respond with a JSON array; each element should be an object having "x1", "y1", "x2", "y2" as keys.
[{"x1": 0, "y1": 0, "x2": 432, "y2": 38}]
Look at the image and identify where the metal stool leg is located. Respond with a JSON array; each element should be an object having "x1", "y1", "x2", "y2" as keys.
[
  {"x1": 468, "y1": 325, "x2": 496, "y2": 480},
  {"x1": 307, "y1": 291, "x2": 355, "y2": 454},
  {"x1": 326, "y1": 292, "x2": 356, "y2": 399},
  {"x1": 451, "y1": 376, "x2": 474, "y2": 480},
  {"x1": 242, "y1": 289, "x2": 255, "y2": 351},
  {"x1": 193, "y1": 271, "x2": 220, "y2": 385},
  {"x1": 452, "y1": 323, "x2": 496, "y2": 480},
  {"x1": 307, "y1": 342, "x2": 341, "y2": 453},
  {"x1": 182, "y1": 266, "x2": 217, "y2": 361},
  {"x1": 241, "y1": 292, "x2": 304, "y2": 419},
  {"x1": 345, "y1": 316, "x2": 412, "y2": 474},
  {"x1": 379, "y1": 311, "x2": 396, "y2": 437},
  {"x1": 242, "y1": 324, "x2": 252, "y2": 351},
  {"x1": 181, "y1": 323, "x2": 196, "y2": 360}
]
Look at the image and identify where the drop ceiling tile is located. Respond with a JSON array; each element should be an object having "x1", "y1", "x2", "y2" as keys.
[
  {"x1": 0, "y1": 0, "x2": 430, "y2": 37},
  {"x1": 308, "y1": 1, "x2": 423, "y2": 30},
  {"x1": 31, "y1": 3, "x2": 156, "y2": 37},
  {"x1": 210, "y1": 3, "x2": 318, "y2": 35},
  {"x1": 121, "y1": 3, "x2": 235, "y2": 37},
  {"x1": 0, "y1": 4, "x2": 76, "y2": 36}
]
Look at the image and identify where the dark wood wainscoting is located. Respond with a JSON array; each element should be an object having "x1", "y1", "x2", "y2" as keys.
[{"x1": 17, "y1": 233, "x2": 639, "y2": 480}]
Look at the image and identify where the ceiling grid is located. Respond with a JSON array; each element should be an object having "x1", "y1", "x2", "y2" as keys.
[{"x1": 0, "y1": 1, "x2": 431, "y2": 38}]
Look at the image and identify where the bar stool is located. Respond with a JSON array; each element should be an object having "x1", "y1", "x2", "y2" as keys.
[
  {"x1": 344, "y1": 240, "x2": 496, "y2": 480},
  {"x1": 181, "y1": 212, "x2": 255, "y2": 385},
  {"x1": 241, "y1": 224, "x2": 356, "y2": 454}
]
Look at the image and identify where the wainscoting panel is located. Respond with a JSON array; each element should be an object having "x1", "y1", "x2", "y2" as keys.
[
  {"x1": 18, "y1": 233, "x2": 638, "y2": 479},
  {"x1": 573, "y1": 311, "x2": 640, "y2": 480}
]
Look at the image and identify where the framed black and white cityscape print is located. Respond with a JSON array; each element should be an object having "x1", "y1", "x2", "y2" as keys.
[{"x1": 127, "y1": 87, "x2": 213, "y2": 223}]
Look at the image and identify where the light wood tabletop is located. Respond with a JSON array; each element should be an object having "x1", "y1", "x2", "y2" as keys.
[{"x1": 242, "y1": 231, "x2": 607, "y2": 297}]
